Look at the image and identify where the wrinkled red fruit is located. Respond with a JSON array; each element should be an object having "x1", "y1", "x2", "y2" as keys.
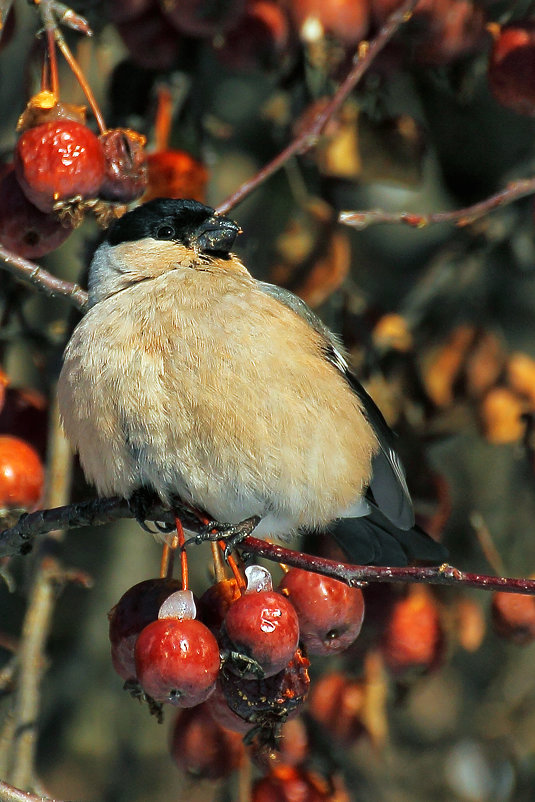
[
  {"x1": 170, "y1": 703, "x2": 245, "y2": 779},
  {"x1": 279, "y1": 567, "x2": 365, "y2": 655},
  {"x1": 161, "y1": 0, "x2": 246, "y2": 37},
  {"x1": 99, "y1": 128, "x2": 148, "y2": 202},
  {"x1": 491, "y1": 590, "x2": 535, "y2": 644},
  {"x1": 108, "y1": 577, "x2": 182, "y2": 681},
  {"x1": 0, "y1": 168, "x2": 72, "y2": 258},
  {"x1": 214, "y1": 1, "x2": 291, "y2": 71},
  {"x1": 0, "y1": 435, "x2": 44, "y2": 509},
  {"x1": 488, "y1": 22, "x2": 535, "y2": 116},
  {"x1": 15, "y1": 121, "x2": 105, "y2": 213},
  {"x1": 222, "y1": 590, "x2": 299, "y2": 678},
  {"x1": 135, "y1": 617, "x2": 220, "y2": 706},
  {"x1": 219, "y1": 648, "x2": 310, "y2": 731}
]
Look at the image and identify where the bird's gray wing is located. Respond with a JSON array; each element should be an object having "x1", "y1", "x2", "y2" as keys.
[{"x1": 258, "y1": 281, "x2": 414, "y2": 530}]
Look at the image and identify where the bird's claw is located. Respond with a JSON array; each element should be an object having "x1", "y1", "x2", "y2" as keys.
[{"x1": 185, "y1": 515, "x2": 261, "y2": 558}]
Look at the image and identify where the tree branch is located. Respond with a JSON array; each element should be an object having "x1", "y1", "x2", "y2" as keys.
[
  {"x1": 0, "y1": 245, "x2": 87, "y2": 311},
  {"x1": 3, "y1": 496, "x2": 535, "y2": 596},
  {"x1": 216, "y1": 0, "x2": 417, "y2": 216},
  {"x1": 0, "y1": 779, "x2": 64, "y2": 802},
  {"x1": 339, "y1": 177, "x2": 535, "y2": 230}
]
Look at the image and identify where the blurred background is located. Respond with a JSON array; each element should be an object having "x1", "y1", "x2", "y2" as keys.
[{"x1": 2, "y1": 0, "x2": 535, "y2": 799}]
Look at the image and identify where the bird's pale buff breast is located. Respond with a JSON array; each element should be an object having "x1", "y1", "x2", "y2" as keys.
[{"x1": 57, "y1": 267, "x2": 379, "y2": 533}]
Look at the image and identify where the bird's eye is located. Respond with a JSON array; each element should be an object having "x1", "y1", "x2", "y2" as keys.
[{"x1": 155, "y1": 224, "x2": 176, "y2": 240}]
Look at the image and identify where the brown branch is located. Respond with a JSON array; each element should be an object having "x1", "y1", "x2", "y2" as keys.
[
  {"x1": 3, "y1": 496, "x2": 535, "y2": 596},
  {"x1": 0, "y1": 245, "x2": 88, "y2": 311},
  {"x1": 0, "y1": 780, "x2": 64, "y2": 802},
  {"x1": 339, "y1": 177, "x2": 535, "y2": 230},
  {"x1": 216, "y1": 0, "x2": 417, "y2": 216}
]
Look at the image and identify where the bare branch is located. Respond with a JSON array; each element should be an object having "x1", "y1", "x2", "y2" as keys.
[
  {"x1": 3, "y1": 497, "x2": 535, "y2": 596},
  {"x1": 0, "y1": 779, "x2": 64, "y2": 802},
  {"x1": 216, "y1": 0, "x2": 417, "y2": 216},
  {"x1": 0, "y1": 245, "x2": 88, "y2": 311},
  {"x1": 339, "y1": 177, "x2": 535, "y2": 230}
]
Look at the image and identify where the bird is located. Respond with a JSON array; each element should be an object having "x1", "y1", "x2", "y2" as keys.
[{"x1": 57, "y1": 197, "x2": 448, "y2": 567}]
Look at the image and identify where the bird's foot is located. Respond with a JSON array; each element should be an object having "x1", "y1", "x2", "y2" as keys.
[
  {"x1": 128, "y1": 487, "x2": 174, "y2": 535},
  {"x1": 187, "y1": 515, "x2": 261, "y2": 557}
]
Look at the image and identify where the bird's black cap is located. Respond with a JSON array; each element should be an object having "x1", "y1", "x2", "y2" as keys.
[{"x1": 106, "y1": 198, "x2": 241, "y2": 257}]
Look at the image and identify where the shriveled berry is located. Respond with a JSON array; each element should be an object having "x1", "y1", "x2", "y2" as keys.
[
  {"x1": 219, "y1": 648, "x2": 310, "y2": 732},
  {"x1": 170, "y1": 703, "x2": 245, "y2": 779},
  {"x1": 108, "y1": 577, "x2": 182, "y2": 681},
  {"x1": 222, "y1": 590, "x2": 299, "y2": 678},
  {"x1": 0, "y1": 435, "x2": 44, "y2": 509},
  {"x1": 381, "y1": 587, "x2": 444, "y2": 675},
  {"x1": 99, "y1": 128, "x2": 148, "y2": 202},
  {"x1": 491, "y1": 591, "x2": 535, "y2": 645},
  {"x1": 488, "y1": 22, "x2": 535, "y2": 116},
  {"x1": 207, "y1": 678, "x2": 256, "y2": 733},
  {"x1": 15, "y1": 121, "x2": 105, "y2": 213},
  {"x1": 135, "y1": 617, "x2": 220, "y2": 706},
  {"x1": 0, "y1": 168, "x2": 72, "y2": 258},
  {"x1": 279, "y1": 567, "x2": 364, "y2": 655}
]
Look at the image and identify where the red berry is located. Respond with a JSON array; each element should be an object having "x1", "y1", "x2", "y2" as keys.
[
  {"x1": 135, "y1": 617, "x2": 220, "y2": 706},
  {"x1": 0, "y1": 435, "x2": 44, "y2": 509},
  {"x1": 491, "y1": 590, "x2": 535, "y2": 644},
  {"x1": 488, "y1": 22, "x2": 535, "y2": 116},
  {"x1": 252, "y1": 766, "x2": 330, "y2": 802},
  {"x1": 0, "y1": 168, "x2": 72, "y2": 258},
  {"x1": 279, "y1": 568, "x2": 365, "y2": 655},
  {"x1": 289, "y1": 0, "x2": 370, "y2": 46},
  {"x1": 99, "y1": 128, "x2": 148, "y2": 203},
  {"x1": 197, "y1": 577, "x2": 242, "y2": 633},
  {"x1": 381, "y1": 587, "x2": 444, "y2": 675},
  {"x1": 170, "y1": 703, "x2": 245, "y2": 779},
  {"x1": 206, "y1": 678, "x2": 256, "y2": 733},
  {"x1": 144, "y1": 150, "x2": 207, "y2": 203},
  {"x1": 15, "y1": 121, "x2": 105, "y2": 213},
  {"x1": 214, "y1": 1, "x2": 292, "y2": 72},
  {"x1": 0, "y1": 386, "x2": 47, "y2": 458},
  {"x1": 108, "y1": 577, "x2": 182, "y2": 681},
  {"x1": 222, "y1": 590, "x2": 299, "y2": 678},
  {"x1": 307, "y1": 672, "x2": 366, "y2": 743},
  {"x1": 161, "y1": 0, "x2": 246, "y2": 37}
]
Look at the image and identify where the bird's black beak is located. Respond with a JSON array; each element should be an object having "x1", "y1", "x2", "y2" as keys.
[{"x1": 192, "y1": 214, "x2": 241, "y2": 255}]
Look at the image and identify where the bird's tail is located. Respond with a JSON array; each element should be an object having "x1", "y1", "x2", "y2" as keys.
[{"x1": 330, "y1": 504, "x2": 448, "y2": 567}]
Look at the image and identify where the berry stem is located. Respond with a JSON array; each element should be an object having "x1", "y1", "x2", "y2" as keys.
[
  {"x1": 53, "y1": 27, "x2": 106, "y2": 133},
  {"x1": 159, "y1": 538, "x2": 178, "y2": 580},
  {"x1": 220, "y1": 542, "x2": 246, "y2": 591},
  {"x1": 210, "y1": 541, "x2": 226, "y2": 583},
  {"x1": 46, "y1": 27, "x2": 59, "y2": 99},
  {"x1": 175, "y1": 516, "x2": 188, "y2": 591},
  {"x1": 154, "y1": 85, "x2": 173, "y2": 153}
]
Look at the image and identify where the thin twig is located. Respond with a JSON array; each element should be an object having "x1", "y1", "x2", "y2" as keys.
[
  {"x1": 216, "y1": 0, "x2": 417, "y2": 215},
  {"x1": 3, "y1": 496, "x2": 535, "y2": 596},
  {"x1": 0, "y1": 245, "x2": 88, "y2": 311},
  {"x1": 339, "y1": 177, "x2": 535, "y2": 230},
  {"x1": 0, "y1": 780, "x2": 64, "y2": 802}
]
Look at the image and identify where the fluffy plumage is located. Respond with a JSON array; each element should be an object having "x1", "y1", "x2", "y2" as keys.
[{"x1": 57, "y1": 198, "x2": 447, "y2": 565}]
